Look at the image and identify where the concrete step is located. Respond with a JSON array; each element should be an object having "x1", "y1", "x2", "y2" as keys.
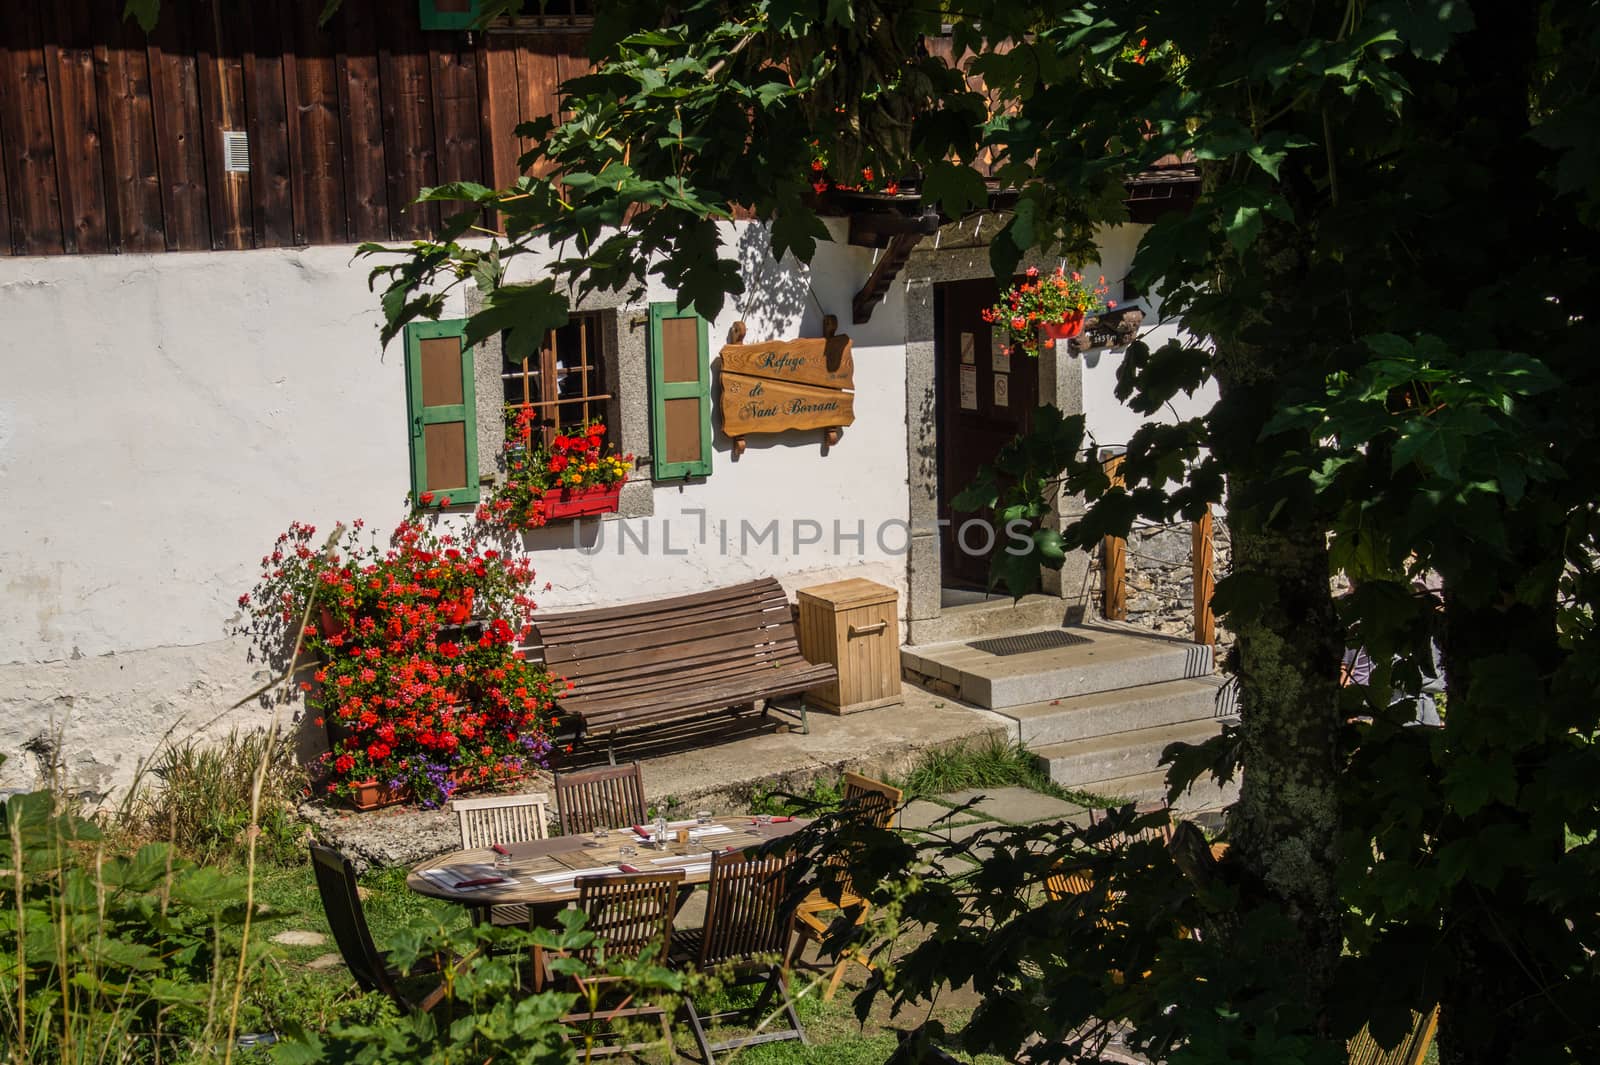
[
  {"x1": 993, "y1": 676, "x2": 1230, "y2": 747},
  {"x1": 907, "y1": 594, "x2": 1076, "y2": 645},
  {"x1": 1077, "y1": 767, "x2": 1242, "y2": 815},
  {"x1": 1030, "y1": 717, "x2": 1225, "y2": 791},
  {"x1": 901, "y1": 625, "x2": 1213, "y2": 709}
]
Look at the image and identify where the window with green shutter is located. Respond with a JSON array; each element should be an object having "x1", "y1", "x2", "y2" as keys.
[
  {"x1": 647, "y1": 302, "x2": 713, "y2": 479},
  {"x1": 404, "y1": 320, "x2": 480, "y2": 505}
]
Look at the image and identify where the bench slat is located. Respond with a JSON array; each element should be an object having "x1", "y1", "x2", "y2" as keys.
[
  {"x1": 542, "y1": 610, "x2": 791, "y2": 664},
  {"x1": 532, "y1": 588, "x2": 789, "y2": 641},
  {"x1": 574, "y1": 666, "x2": 836, "y2": 728},
  {"x1": 554, "y1": 627, "x2": 798, "y2": 677},
  {"x1": 564, "y1": 650, "x2": 817, "y2": 705},
  {"x1": 563, "y1": 646, "x2": 819, "y2": 703}
]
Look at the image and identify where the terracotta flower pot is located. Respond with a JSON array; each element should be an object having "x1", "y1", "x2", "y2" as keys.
[
  {"x1": 1039, "y1": 312, "x2": 1087, "y2": 340},
  {"x1": 346, "y1": 779, "x2": 410, "y2": 811},
  {"x1": 341, "y1": 765, "x2": 524, "y2": 811},
  {"x1": 540, "y1": 483, "x2": 623, "y2": 520}
]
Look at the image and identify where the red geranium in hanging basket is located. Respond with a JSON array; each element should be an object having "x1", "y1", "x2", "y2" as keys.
[{"x1": 982, "y1": 267, "x2": 1114, "y2": 357}]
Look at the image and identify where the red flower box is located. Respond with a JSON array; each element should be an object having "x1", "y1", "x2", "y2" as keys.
[{"x1": 540, "y1": 483, "x2": 622, "y2": 520}]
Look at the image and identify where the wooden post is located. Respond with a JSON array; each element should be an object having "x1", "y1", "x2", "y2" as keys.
[
  {"x1": 1102, "y1": 455, "x2": 1127, "y2": 621},
  {"x1": 1192, "y1": 505, "x2": 1216, "y2": 645}
]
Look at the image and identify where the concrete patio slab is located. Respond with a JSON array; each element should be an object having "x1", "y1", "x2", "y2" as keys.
[
  {"x1": 900, "y1": 798, "x2": 982, "y2": 831},
  {"x1": 934, "y1": 786, "x2": 1089, "y2": 825}
]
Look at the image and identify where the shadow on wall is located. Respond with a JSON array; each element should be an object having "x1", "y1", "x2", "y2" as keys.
[{"x1": 732, "y1": 222, "x2": 819, "y2": 337}]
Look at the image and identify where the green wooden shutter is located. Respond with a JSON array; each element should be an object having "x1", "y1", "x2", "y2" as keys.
[
  {"x1": 648, "y1": 302, "x2": 713, "y2": 479},
  {"x1": 419, "y1": 0, "x2": 481, "y2": 31},
  {"x1": 404, "y1": 320, "x2": 480, "y2": 505}
]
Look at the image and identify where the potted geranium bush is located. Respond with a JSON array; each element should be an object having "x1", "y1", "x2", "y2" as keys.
[
  {"x1": 983, "y1": 266, "x2": 1115, "y2": 358},
  {"x1": 238, "y1": 516, "x2": 560, "y2": 808},
  {"x1": 476, "y1": 410, "x2": 633, "y2": 533}
]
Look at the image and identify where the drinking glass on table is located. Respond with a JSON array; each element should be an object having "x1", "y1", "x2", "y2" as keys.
[
  {"x1": 618, "y1": 844, "x2": 637, "y2": 861},
  {"x1": 695, "y1": 809, "x2": 713, "y2": 825},
  {"x1": 494, "y1": 848, "x2": 513, "y2": 872},
  {"x1": 756, "y1": 813, "x2": 773, "y2": 827},
  {"x1": 590, "y1": 825, "x2": 610, "y2": 847}
]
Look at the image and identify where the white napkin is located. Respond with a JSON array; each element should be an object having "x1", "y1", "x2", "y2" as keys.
[
  {"x1": 420, "y1": 867, "x2": 521, "y2": 891},
  {"x1": 650, "y1": 852, "x2": 714, "y2": 865},
  {"x1": 531, "y1": 865, "x2": 628, "y2": 885}
]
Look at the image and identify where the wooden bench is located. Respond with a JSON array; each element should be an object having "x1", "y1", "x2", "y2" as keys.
[{"x1": 529, "y1": 578, "x2": 839, "y2": 761}]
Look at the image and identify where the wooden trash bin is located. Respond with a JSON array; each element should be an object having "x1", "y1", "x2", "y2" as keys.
[{"x1": 796, "y1": 578, "x2": 903, "y2": 714}]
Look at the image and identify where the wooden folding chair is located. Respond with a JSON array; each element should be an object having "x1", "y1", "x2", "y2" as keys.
[
  {"x1": 451, "y1": 791, "x2": 550, "y2": 849},
  {"x1": 1347, "y1": 1007, "x2": 1438, "y2": 1065},
  {"x1": 309, "y1": 845, "x2": 458, "y2": 1013},
  {"x1": 793, "y1": 772, "x2": 903, "y2": 1000},
  {"x1": 550, "y1": 870, "x2": 684, "y2": 1058},
  {"x1": 450, "y1": 791, "x2": 550, "y2": 928},
  {"x1": 840, "y1": 771, "x2": 902, "y2": 830},
  {"x1": 554, "y1": 761, "x2": 647, "y2": 836},
  {"x1": 672, "y1": 850, "x2": 806, "y2": 1062}
]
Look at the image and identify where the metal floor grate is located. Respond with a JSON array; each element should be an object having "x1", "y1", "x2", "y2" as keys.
[{"x1": 968, "y1": 629, "x2": 1091, "y2": 656}]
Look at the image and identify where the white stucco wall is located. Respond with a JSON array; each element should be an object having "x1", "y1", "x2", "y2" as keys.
[
  {"x1": 0, "y1": 222, "x2": 911, "y2": 794},
  {"x1": 1079, "y1": 224, "x2": 1220, "y2": 462}
]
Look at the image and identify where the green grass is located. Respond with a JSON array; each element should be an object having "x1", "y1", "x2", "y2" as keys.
[{"x1": 897, "y1": 733, "x2": 1109, "y2": 808}]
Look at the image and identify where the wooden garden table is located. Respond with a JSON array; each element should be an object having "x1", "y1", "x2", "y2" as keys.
[{"x1": 405, "y1": 814, "x2": 810, "y2": 911}]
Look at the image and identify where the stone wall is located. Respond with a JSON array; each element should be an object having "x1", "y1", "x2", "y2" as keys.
[{"x1": 1087, "y1": 517, "x2": 1235, "y2": 655}]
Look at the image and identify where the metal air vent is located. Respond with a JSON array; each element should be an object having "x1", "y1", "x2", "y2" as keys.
[{"x1": 222, "y1": 130, "x2": 250, "y2": 174}]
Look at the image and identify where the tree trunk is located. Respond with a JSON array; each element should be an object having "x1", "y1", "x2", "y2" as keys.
[{"x1": 1216, "y1": 449, "x2": 1346, "y2": 1014}]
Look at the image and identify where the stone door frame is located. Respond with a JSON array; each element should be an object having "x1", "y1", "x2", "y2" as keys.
[{"x1": 901, "y1": 235, "x2": 1089, "y2": 640}]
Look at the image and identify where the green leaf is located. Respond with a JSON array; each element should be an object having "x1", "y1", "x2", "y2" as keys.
[
  {"x1": 466, "y1": 281, "x2": 571, "y2": 363},
  {"x1": 1209, "y1": 572, "x2": 1278, "y2": 626},
  {"x1": 921, "y1": 161, "x2": 987, "y2": 219},
  {"x1": 1033, "y1": 528, "x2": 1067, "y2": 567},
  {"x1": 123, "y1": 0, "x2": 160, "y2": 32}
]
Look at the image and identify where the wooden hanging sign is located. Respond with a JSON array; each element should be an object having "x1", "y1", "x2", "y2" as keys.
[
  {"x1": 718, "y1": 324, "x2": 854, "y2": 389},
  {"x1": 720, "y1": 373, "x2": 857, "y2": 435},
  {"x1": 718, "y1": 316, "x2": 855, "y2": 455}
]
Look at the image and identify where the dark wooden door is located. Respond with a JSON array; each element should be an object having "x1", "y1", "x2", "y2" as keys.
[{"x1": 937, "y1": 278, "x2": 1039, "y2": 588}]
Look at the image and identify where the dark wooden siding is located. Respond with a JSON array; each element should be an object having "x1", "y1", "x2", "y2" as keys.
[{"x1": 0, "y1": 0, "x2": 590, "y2": 255}]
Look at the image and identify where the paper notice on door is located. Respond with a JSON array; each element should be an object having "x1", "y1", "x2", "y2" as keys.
[
  {"x1": 993, "y1": 372, "x2": 1010, "y2": 407},
  {"x1": 991, "y1": 327, "x2": 1012, "y2": 359},
  {"x1": 960, "y1": 332, "x2": 976, "y2": 364},
  {"x1": 992, "y1": 347, "x2": 1011, "y2": 374},
  {"x1": 959, "y1": 365, "x2": 979, "y2": 410}
]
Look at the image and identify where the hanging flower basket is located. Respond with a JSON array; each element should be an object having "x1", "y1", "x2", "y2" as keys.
[
  {"x1": 540, "y1": 482, "x2": 623, "y2": 520},
  {"x1": 983, "y1": 267, "x2": 1113, "y2": 357},
  {"x1": 1039, "y1": 312, "x2": 1087, "y2": 341}
]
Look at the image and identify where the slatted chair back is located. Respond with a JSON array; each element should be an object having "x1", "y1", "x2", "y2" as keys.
[
  {"x1": 1347, "y1": 1007, "x2": 1438, "y2": 1065},
  {"x1": 841, "y1": 771, "x2": 902, "y2": 829},
  {"x1": 574, "y1": 869, "x2": 684, "y2": 963},
  {"x1": 555, "y1": 761, "x2": 647, "y2": 835},
  {"x1": 698, "y1": 849, "x2": 799, "y2": 969},
  {"x1": 309, "y1": 845, "x2": 396, "y2": 1001},
  {"x1": 451, "y1": 791, "x2": 550, "y2": 850},
  {"x1": 1044, "y1": 865, "x2": 1096, "y2": 901}
]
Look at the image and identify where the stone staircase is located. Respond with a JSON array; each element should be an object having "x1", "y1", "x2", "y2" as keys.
[{"x1": 901, "y1": 622, "x2": 1239, "y2": 811}]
